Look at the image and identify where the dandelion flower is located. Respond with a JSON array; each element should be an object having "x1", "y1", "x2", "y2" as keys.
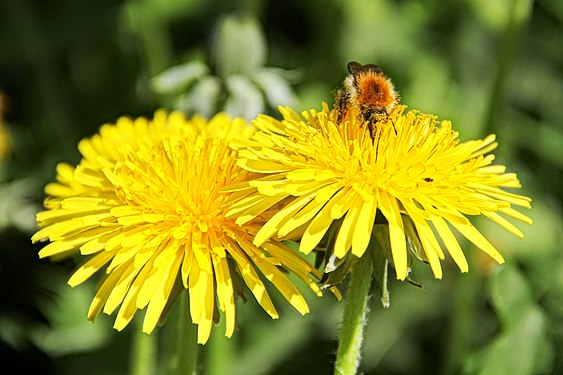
[
  {"x1": 32, "y1": 110, "x2": 328, "y2": 344},
  {"x1": 226, "y1": 104, "x2": 532, "y2": 281}
]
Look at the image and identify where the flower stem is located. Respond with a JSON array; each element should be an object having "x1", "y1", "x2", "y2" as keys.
[
  {"x1": 334, "y1": 255, "x2": 373, "y2": 375},
  {"x1": 161, "y1": 291, "x2": 199, "y2": 374},
  {"x1": 173, "y1": 291, "x2": 199, "y2": 375},
  {"x1": 131, "y1": 318, "x2": 157, "y2": 375},
  {"x1": 206, "y1": 319, "x2": 234, "y2": 375},
  {"x1": 482, "y1": 0, "x2": 533, "y2": 136},
  {"x1": 441, "y1": 268, "x2": 480, "y2": 375}
]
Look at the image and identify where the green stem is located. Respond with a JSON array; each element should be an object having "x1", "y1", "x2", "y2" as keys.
[
  {"x1": 481, "y1": 0, "x2": 533, "y2": 137},
  {"x1": 206, "y1": 319, "x2": 233, "y2": 375},
  {"x1": 127, "y1": 0, "x2": 173, "y2": 77},
  {"x1": 440, "y1": 261, "x2": 481, "y2": 375},
  {"x1": 6, "y1": 0, "x2": 76, "y2": 158},
  {"x1": 174, "y1": 292, "x2": 199, "y2": 375},
  {"x1": 131, "y1": 319, "x2": 157, "y2": 375},
  {"x1": 161, "y1": 291, "x2": 199, "y2": 374},
  {"x1": 334, "y1": 255, "x2": 373, "y2": 375}
]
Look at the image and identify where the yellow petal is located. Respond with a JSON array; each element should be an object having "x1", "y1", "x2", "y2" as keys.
[
  {"x1": 277, "y1": 195, "x2": 326, "y2": 238},
  {"x1": 87, "y1": 271, "x2": 121, "y2": 322},
  {"x1": 334, "y1": 195, "x2": 362, "y2": 258},
  {"x1": 114, "y1": 262, "x2": 154, "y2": 331},
  {"x1": 196, "y1": 269, "x2": 215, "y2": 344},
  {"x1": 351, "y1": 195, "x2": 378, "y2": 257},
  {"x1": 378, "y1": 190, "x2": 408, "y2": 280},
  {"x1": 253, "y1": 192, "x2": 315, "y2": 246},
  {"x1": 235, "y1": 194, "x2": 287, "y2": 226},
  {"x1": 483, "y1": 211, "x2": 524, "y2": 238},
  {"x1": 104, "y1": 261, "x2": 139, "y2": 315},
  {"x1": 450, "y1": 221, "x2": 504, "y2": 264},
  {"x1": 498, "y1": 206, "x2": 533, "y2": 225},
  {"x1": 430, "y1": 216, "x2": 468, "y2": 272},
  {"x1": 418, "y1": 228, "x2": 443, "y2": 279},
  {"x1": 211, "y1": 254, "x2": 235, "y2": 338},
  {"x1": 251, "y1": 251, "x2": 309, "y2": 315},
  {"x1": 475, "y1": 186, "x2": 532, "y2": 208},
  {"x1": 227, "y1": 240, "x2": 278, "y2": 319},
  {"x1": 143, "y1": 251, "x2": 183, "y2": 334},
  {"x1": 68, "y1": 250, "x2": 116, "y2": 286},
  {"x1": 299, "y1": 188, "x2": 347, "y2": 254},
  {"x1": 329, "y1": 186, "x2": 356, "y2": 219},
  {"x1": 238, "y1": 158, "x2": 293, "y2": 173}
]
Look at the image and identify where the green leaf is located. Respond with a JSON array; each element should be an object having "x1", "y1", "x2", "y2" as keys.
[
  {"x1": 463, "y1": 265, "x2": 554, "y2": 375},
  {"x1": 0, "y1": 179, "x2": 38, "y2": 232},
  {"x1": 29, "y1": 281, "x2": 112, "y2": 356}
]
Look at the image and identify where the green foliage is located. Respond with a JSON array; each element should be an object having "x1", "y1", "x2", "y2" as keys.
[
  {"x1": 464, "y1": 265, "x2": 554, "y2": 375},
  {"x1": 0, "y1": 0, "x2": 561, "y2": 374},
  {"x1": 150, "y1": 13, "x2": 297, "y2": 119}
]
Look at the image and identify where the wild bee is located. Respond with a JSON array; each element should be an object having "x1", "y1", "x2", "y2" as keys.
[{"x1": 335, "y1": 61, "x2": 400, "y2": 138}]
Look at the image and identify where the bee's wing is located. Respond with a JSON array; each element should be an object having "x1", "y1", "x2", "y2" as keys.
[
  {"x1": 363, "y1": 63, "x2": 384, "y2": 74},
  {"x1": 347, "y1": 61, "x2": 384, "y2": 75},
  {"x1": 347, "y1": 61, "x2": 363, "y2": 75}
]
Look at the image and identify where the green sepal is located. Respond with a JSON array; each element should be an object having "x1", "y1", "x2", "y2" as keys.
[
  {"x1": 367, "y1": 233, "x2": 390, "y2": 308},
  {"x1": 321, "y1": 252, "x2": 359, "y2": 288},
  {"x1": 406, "y1": 276, "x2": 424, "y2": 289},
  {"x1": 371, "y1": 223, "x2": 414, "y2": 276},
  {"x1": 314, "y1": 218, "x2": 359, "y2": 287},
  {"x1": 403, "y1": 215, "x2": 428, "y2": 263}
]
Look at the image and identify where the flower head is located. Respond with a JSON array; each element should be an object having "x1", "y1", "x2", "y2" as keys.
[
  {"x1": 33, "y1": 110, "x2": 328, "y2": 344},
  {"x1": 225, "y1": 104, "x2": 532, "y2": 281}
]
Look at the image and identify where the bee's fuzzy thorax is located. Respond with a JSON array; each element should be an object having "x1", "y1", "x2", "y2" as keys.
[
  {"x1": 334, "y1": 61, "x2": 401, "y2": 138},
  {"x1": 348, "y1": 71, "x2": 398, "y2": 115}
]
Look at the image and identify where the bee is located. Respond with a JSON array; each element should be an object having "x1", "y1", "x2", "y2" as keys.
[{"x1": 335, "y1": 61, "x2": 400, "y2": 138}]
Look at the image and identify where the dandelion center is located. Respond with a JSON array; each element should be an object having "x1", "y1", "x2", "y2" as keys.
[{"x1": 111, "y1": 139, "x2": 235, "y2": 236}]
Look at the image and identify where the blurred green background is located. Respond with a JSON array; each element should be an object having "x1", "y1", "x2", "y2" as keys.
[{"x1": 0, "y1": 0, "x2": 561, "y2": 374}]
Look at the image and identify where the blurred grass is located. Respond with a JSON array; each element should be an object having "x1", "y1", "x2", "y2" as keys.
[{"x1": 0, "y1": 0, "x2": 561, "y2": 374}]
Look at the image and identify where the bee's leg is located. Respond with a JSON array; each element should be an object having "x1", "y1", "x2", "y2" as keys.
[
  {"x1": 373, "y1": 119, "x2": 381, "y2": 159},
  {"x1": 368, "y1": 120, "x2": 377, "y2": 141},
  {"x1": 363, "y1": 109, "x2": 377, "y2": 140},
  {"x1": 389, "y1": 116, "x2": 398, "y2": 136},
  {"x1": 335, "y1": 89, "x2": 349, "y2": 123},
  {"x1": 374, "y1": 111, "x2": 397, "y2": 137}
]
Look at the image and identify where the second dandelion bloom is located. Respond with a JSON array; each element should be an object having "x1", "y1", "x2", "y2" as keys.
[
  {"x1": 226, "y1": 104, "x2": 532, "y2": 281},
  {"x1": 32, "y1": 110, "x2": 329, "y2": 344}
]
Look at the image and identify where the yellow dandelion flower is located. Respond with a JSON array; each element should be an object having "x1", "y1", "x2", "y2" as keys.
[
  {"x1": 32, "y1": 110, "x2": 328, "y2": 344},
  {"x1": 226, "y1": 104, "x2": 532, "y2": 281}
]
